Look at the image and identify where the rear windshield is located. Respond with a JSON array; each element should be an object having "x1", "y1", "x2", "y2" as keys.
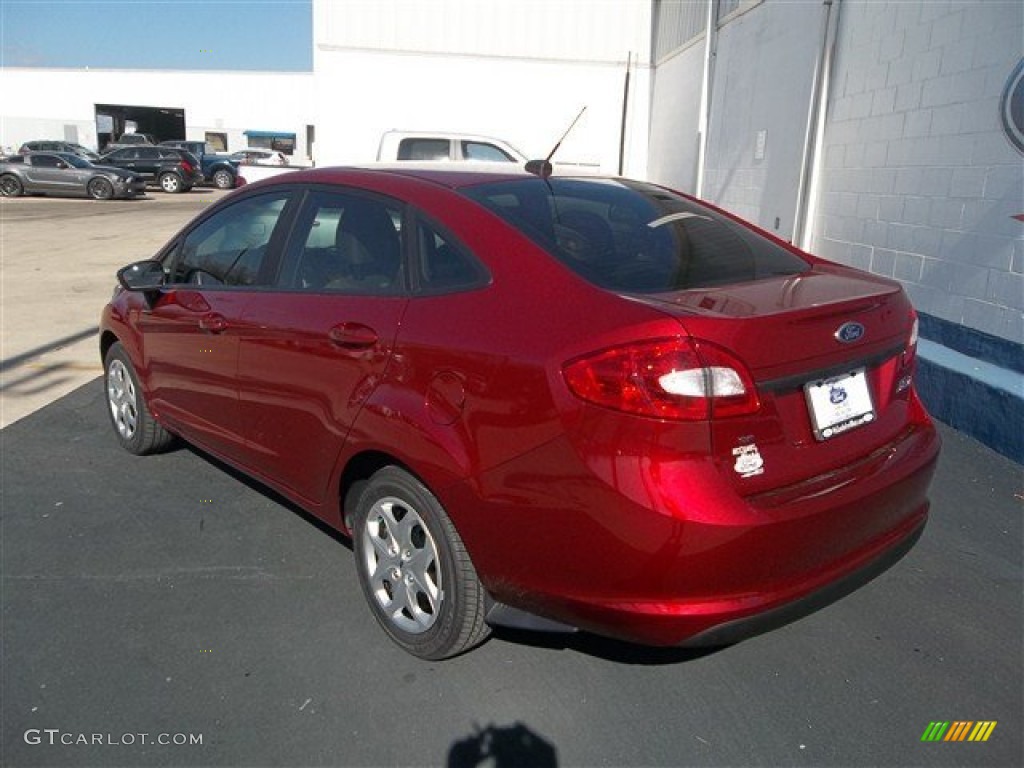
[{"x1": 462, "y1": 178, "x2": 809, "y2": 293}]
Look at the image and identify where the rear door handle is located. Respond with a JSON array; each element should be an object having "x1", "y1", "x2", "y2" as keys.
[
  {"x1": 328, "y1": 322, "x2": 378, "y2": 349},
  {"x1": 199, "y1": 313, "x2": 227, "y2": 333}
]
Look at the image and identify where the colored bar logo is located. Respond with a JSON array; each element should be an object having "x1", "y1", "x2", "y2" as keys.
[{"x1": 921, "y1": 721, "x2": 997, "y2": 742}]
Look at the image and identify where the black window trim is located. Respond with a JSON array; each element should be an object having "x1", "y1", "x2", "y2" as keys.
[{"x1": 407, "y1": 209, "x2": 492, "y2": 297}]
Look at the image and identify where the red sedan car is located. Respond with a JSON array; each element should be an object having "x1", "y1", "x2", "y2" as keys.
[{"x1": 101, "y1": 166, "x2": 939, "y2": 659}]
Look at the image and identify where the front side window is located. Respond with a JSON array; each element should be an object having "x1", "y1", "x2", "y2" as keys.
[
  {"x1": 30, "y1": 154, "x2": 61, "y2": 168},
  {"x1": 461, "y1": 141, "x2": 514, "y2": 162},
  {"x1": 168, "y1": 193, "x2": 290, "y2": 287},
  {"x1": 287, "y1": 190, "x2": 404, "y2": 296},
  {"x1": 463, "y1": 178, "x2": 810, "y2": 293}
]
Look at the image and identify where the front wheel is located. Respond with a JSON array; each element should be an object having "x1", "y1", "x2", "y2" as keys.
[
  {"x1": 0, "y1": 174, "x2": 23, "y2": 197},
  {"x1": 212, "y1": 168, "x2": 234, "y2": 189},
  {"x1": 88, "y1": 177, "x2": 114, "y2": 200},
  {"x1": 104, "y1": 343, "x2": 174, "y2": 455},
  {"x1": 353, "y1": 467, "x2": 490, "y2": 659},
  {"x1": 158, "y1": 172, "x2": 183, "y2": 193}
]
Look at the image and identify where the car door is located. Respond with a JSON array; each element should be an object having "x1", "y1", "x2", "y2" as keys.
[
  {"x1": 235, "y1": 188, "x2": 409, "y2": 504},
  {"x1": 22, "y1": 154, "x2": 68, "y2": 192},
  {"x1": 104, "y1": 148, "x2": 138, "y2": 176},
  {"x1": 133, "y1": 147, "x2": 163, "y2": 182},
  {"x1": 137, "y1": 190, "x2": 297, "y2": 460}
]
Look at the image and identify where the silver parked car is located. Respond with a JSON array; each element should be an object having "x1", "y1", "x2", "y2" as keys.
[{"x1": 0, "y1": 152, "x2": 146, "y2": 200}]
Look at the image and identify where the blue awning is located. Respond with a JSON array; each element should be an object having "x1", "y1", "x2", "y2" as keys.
[{"x1": 243, "y1": 130, "x2": 296, "y2": 139}]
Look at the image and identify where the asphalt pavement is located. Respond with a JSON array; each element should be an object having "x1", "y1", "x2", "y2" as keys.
[{"x1": 1, "y1": 380, "x2": 1021, "y2": 768}]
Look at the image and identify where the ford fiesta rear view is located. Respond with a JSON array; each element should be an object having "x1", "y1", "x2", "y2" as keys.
[{"x1": 100, "y1": 167, "x2": 940, "y2": 659}]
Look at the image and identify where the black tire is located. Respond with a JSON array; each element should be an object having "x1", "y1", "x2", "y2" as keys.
[
  {"x1": 103, "y1": 342, "x2": 174, "y2": 455},
  {"x1": 212, "y1": 168, "x2": 234, "y2": 189},
  {"x1": 159, "y1": 172, "x2": 184, "y2": 193},
  {"x1": 0, "y1": 174, "x2": 23, "y2": 197},
  {"x1": 353, "y1": 466, "x2": 490, "y2": 659},
  {"x1": 87, "y1": 177, "x2": 114, "y2": 200}
]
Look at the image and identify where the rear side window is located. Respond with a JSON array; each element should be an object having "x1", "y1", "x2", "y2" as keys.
[
  {"x1": 168, "y1": 193, "x2": 290, "y2": 287},
  {"x1": 286, "y1": 190, "x2": 405, "y2": 296},
  {"x1": 397, "y1": 138, "x2": 450, "y2": 161},
  {"x1": 463, "y1": 178, "x2": 809, "y2": 293},
  {"x1": 415, "y1": 218, "x2": 489, "y2": 294}
]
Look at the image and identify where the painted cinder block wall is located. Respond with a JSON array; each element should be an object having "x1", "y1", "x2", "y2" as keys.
[
  {"x1": 812, "y1": 0, "x2": 1023, "y2": 345},
  {"x1": 648, "y1": 0, "x2": 1022, "y2": 461}
]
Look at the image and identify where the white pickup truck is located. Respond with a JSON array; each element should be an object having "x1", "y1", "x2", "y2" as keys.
[{"x1": 376, "y1": 131, "x2": 527, "y2": 164}]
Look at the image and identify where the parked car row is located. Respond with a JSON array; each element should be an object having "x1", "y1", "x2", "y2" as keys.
[{"x1": 3, "y1": 135, "x2": 296, "y2": 198}]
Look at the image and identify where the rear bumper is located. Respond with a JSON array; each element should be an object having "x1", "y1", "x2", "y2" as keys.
[
  {"x1": 683, "y1": 517, "x2": 924, "y2": 647},
  {"x1": 454, "y1": 420, "x2": 940, "y2": 648}
]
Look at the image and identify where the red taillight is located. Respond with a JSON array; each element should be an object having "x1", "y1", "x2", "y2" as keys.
[
  {"x1": 181, "y1": 160, "x2": 194, "y2": 173},
  {"x1": 897, "y1": 310, "x2": 919, "y2": 393},
  {"x1": 563, "y1": 337, "x2": 759, "y2": 421}
]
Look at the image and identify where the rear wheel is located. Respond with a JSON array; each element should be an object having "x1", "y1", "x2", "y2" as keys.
[
  {"x1": 159, "y1": 172, "x2": 184, "y2": 193},
  {"x1": 353, "y1": 466, "x2": 490, "y2": 659},
  {"x1": 212, "y1": 168, "x2": 234, "y2": 189},
  {"x1": 0, "y1": 174, "x2": 23, "y2": 197},
  {"x1": 87, "y1": 177, "x2": 114, "y2": 200},
  {"x1": 104, "y1": 343, "x2": 174, "y2": 455}
]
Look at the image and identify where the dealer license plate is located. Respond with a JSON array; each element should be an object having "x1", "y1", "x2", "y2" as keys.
[{"x1": 805, "y1": 368, "x2": 875, "y2": 441}]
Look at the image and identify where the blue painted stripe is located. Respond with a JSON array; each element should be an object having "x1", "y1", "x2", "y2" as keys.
[{"x1": 917, "y1": 340, "x2": 1023, "y2": 399}]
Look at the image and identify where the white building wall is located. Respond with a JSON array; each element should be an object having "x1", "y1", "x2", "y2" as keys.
[
  {"x1": 700, "y1": 2, "x2": 822, "y2": 240},
  {"x1": 812, "y1": 0, "x2": 1023, "y2": 343},
  {"x1": 647, "y1": 37, "x2": 706, "y2": 192},
  {"x1": 0, "y1": 69, "x2": 315, "y2": 160},
  {"x1": 312, "y1": 0, "x2": 651, "y2": 173}
]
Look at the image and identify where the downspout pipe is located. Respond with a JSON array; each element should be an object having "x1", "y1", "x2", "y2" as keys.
[
  {"x1": 694, "y1": 0, "x2": 719, "y2": 199},
  {"x1": 793, "y1": 0, "x2": 842, "y2": 250}
]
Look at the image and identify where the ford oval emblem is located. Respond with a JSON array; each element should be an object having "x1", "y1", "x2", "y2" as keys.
[{"x1": 835, "y1": 322, "x2": 866, "y2": 343}]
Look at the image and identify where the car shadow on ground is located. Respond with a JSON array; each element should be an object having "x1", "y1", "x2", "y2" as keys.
[
  {"x1": 179, "y1": 438, "x2": 732, "y2": 665},
  {"x1": 488, "y1": 626, "x2": 727, "y2": 665},
  {"x1": 181, "y1": 442, "x2": 354, "y2": 552}
]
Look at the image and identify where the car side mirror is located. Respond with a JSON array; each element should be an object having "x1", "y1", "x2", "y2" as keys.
[{"x1": 117, "y1": 260, "x2": 166, "y2": 291}]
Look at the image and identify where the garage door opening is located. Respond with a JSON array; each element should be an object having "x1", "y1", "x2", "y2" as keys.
[{"x1": 95, "y1": 104, "x2": 185, "y2": 152}]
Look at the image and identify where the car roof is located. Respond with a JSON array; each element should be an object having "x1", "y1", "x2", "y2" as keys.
[{"x1": 243, "y1": 163, "x2": 549, "y2": 191}]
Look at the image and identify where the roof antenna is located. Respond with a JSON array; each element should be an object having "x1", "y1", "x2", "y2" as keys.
[{"x1": 526, "y1": 106, "x2": 586, "y2": 178}]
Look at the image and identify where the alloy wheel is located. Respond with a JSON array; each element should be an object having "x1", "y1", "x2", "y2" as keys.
[
  {"x1": 361, "y1": 496, "x2": 442, "y2": 634},
  {"x1": 106, "y1": 358, "x2": 138, "y2": 440}
]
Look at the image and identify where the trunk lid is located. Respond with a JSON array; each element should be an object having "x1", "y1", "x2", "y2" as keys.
[{"x1": 635, "y1": 265, "x2": 919, "y2": 494}]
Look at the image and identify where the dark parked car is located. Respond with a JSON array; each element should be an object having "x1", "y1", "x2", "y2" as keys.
[
  {"x1": 160, "y1": 140, "x2": 239, "y2": 189},
  {"x1": 101, "y1": 166, "x2": 939, "y2": 659},
  {"x1": 98, "y1": 146, "x2": 203, "y2": 193},
  {"x1": 18, "y1": 140, "x2": 102, "y2": 162},
  {"x1": 0, "y1": 151, "x2": 145, "y2": 199}
]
